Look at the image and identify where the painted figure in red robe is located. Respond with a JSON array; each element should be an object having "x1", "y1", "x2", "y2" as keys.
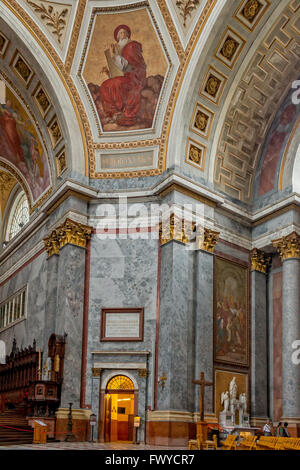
[{"x1": 99, "y1": 25, "x2": 146, "y2": 127}]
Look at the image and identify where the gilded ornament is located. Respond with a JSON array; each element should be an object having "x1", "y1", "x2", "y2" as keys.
[
  {"x1": 49, "y1": 120, "x2": 61, "y2": 144},
  {"x1": 44, "y1": 218, "x2": 92, "y2": 258},
  {"x1": 36, "y1": 89, "x2": 50, "y2": 113},
  {"x1": 57, "y1": 151, "x2": 67, "y2": 175},
  {"x1": 138, "y1": 369, "x2": 148, "y2": 378},
  {"x1": 243, "y1": 0, "x2": 261, "y2": 22},
  {"x1": 221, "y1": 37, "x2": 239, "y2": 60},
  {"x1": 205, "y1": 74, "x2": 221, "y2": 97},
  {"x1": 159, "y1": 213, "x2": 195, "y2": 245},
  {"x1": 250, "y1": 248, "x2": 271, "y2": 273},
  {"x1": 92, "y1": 368, "x2": 102, "y2": 377},
  {"x1": 272, "y1": 232, "x2": 300, "y2": 261},
  {"x1": 189, "y1": 144, "x2": 202, "y2": 165},
  {"x1": 196, "y1": 227, "x2": 219, "y2": 252},
  {"x1": 15, "y1": 58, "x2": 31, "y2": 81},
  {"x1": 195, "y1": 111, "x2": 208, "y2": 132}
]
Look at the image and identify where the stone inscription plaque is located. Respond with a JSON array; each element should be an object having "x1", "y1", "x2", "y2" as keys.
[{"x1": 101, "y1": 308, "x2": 144, "y2": 341}]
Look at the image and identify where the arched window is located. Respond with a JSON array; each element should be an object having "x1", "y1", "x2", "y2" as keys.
[
  {"x1": 5, "y1": 191, "x2": 29, "y2": 241},
  {"x1": 0, "y1": 340, "x2": 5, "y2": 364}
]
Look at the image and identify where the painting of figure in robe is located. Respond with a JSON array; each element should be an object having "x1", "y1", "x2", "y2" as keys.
[
  {"x1": 83, "y1": 8, "x2": 168, "y2": 132},
  {"x1": 0, "y1": 88, "x2": 50, "y2": 202},
  {"x1": 214, "y1": 257, "x2": 249, "y2": 366}
]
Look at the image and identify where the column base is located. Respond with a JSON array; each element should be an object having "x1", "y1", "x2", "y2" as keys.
[
  {"x1": 145, "y1": 410, "x2": 217, "y2": 446},
  {"x1": 55, "y1": 408, "x2": 92, "y2": 442}
]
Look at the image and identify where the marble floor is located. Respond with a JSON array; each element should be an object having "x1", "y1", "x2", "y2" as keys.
[{"x1": 0, "y1": 441, "x2": 188, "y2": 450}]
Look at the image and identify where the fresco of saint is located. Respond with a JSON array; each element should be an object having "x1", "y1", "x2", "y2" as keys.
[
  {"x1": 0, "y1": 97, "x2": 50, "y2": 201},
  {"x1": 84, "y1": 9, "x2": 167, "y2": 132},
  {"x1": 99, "y1": 25, "x2": 147, "y2": 127}
]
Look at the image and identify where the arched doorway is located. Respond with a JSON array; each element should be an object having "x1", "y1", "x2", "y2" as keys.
[{"x1": 104, "y1": 375, "x2": 135, "y2": 443}]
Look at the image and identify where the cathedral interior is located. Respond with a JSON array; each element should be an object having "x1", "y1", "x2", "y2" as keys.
[{"x1": 0, "y1": 0, "x2": 299, "y2": 448}]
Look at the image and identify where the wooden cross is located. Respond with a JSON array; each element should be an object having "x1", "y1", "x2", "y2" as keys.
[{"x1": 193, "y1": 371, "x2": 213, "y2": 422}]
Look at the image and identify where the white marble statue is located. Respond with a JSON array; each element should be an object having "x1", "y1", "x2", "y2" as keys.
[
  {"x1": 229, "y1": 377, "x2": 237, "y2": 400},
  {"x1": 238, "y1": 392, "x2": 248, "y2": 427},
  {"x1": 239, "y1": 393, "x2": 247, "y2": 413},
  {"x1": 221, "y1": 391, "x2": 230, "y2": 413}
]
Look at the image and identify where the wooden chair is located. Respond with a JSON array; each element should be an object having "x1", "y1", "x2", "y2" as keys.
[
  {"x1": 221, "y1": 434, "x2": 237, "y2": 450},
  {"x1": 188, "y1": 428, "x2": 204, "y2": 450},
  {"x1": 204, "y1": 434, "x2": 218, "y2": 450},
  {"x1": 238, "y1": 435, "x2": 257, "y2": 450}
]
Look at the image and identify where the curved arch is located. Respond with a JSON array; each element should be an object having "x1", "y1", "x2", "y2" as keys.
[
  {"x1": 101, "y1": 371, "x2": 139, "y2": 392},
  {"x1": 279, "y1": 118, "x2": 300, "y2": 193},
  {"x1": 292, "y1": 143, "x2": 300, "y2": 195},
  {"x1": 0, "y1": 2, "x2": 87, "y2": 179},
  {"x1": 166, "y1": 0, "x2": 227, "y2": 170},
  {"x1": 0, "y1": 159, "x2": 32, "y2": 211},
  {"x1": 212, "y1": 2, "x2": 300, "y2": 203}
]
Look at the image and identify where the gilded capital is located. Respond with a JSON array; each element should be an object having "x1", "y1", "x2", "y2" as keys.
[
  {"x1": 196, "y1": 227, "x2": 219, "y2": 253},
  {"x1": 159, "y1": 213, "x2": 195, "y2": 245},
  {"x1": 44, "y1": 218, "x2": 92, "y2": 258},
  {"x1": 272, "y1": 231, "x2": 300, "y2": 261},
  {"x1": 251, "y1": 248, "x2": 271, "y2": 273}
]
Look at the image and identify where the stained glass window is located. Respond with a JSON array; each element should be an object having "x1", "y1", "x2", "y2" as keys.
[
  {"x1": 106, "y1": 375, "x2": 134, "y2": 391},
  {"x1": 6, "y1": 191, "x2": 29, "y2": 241}
]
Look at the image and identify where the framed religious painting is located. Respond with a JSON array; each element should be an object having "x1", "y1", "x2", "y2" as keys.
[
  {"x1": 100, "y1": 308, "x2": 144, "y2": 342},
  {"x1": 214, "y1": 256, "x2": 249, "y2": 367}
]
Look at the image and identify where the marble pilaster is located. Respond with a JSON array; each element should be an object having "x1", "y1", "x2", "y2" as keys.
[
  {"x1": 55, "y1": 243, "x2": 87, "y2": 408},
  {"x1": 157, "y1": 239, "x2": 194, "y2": 412},
  {"x1": 250, "y1": 249, "x2": 270, "y2": 420},
  {"x1": 194, "y1": 249, "x2": 214, "y2": 414},
  {"x1": 281, "y1": 258, "x2": 300, "y2": 419},
  {"x1": 273, "y1": 232, "x2": 300, "y2": 421}
]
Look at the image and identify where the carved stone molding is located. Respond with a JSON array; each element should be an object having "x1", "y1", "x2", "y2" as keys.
[
  {"x1": 272, "y1": 231, "x2": 300, "y2": 261},
  {"x1": 26, "y1": 0, "x2": 71, "y2": 47},
  {"x1": 44, "y1": 218, "x2": 92, "y2": 258},
  {"x1": 196, "y1": 227, "x2": 219, "y2": 253},
  {"x1": 175, "y1": 0, "x2": 201, "y2": 28},
  {"x1": 159, "y1": 213, "x2": 195, "y2": 245},
  {"x1": 250, "y1": 248, "x2": 271, "y2": 273}
]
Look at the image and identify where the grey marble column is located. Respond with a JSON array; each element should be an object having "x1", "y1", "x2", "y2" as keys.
[
  {"x1": 250, "y1": 267, "x2": 269, "y2": 420},
  {"x1": 194, "y1": 249, "x2": 214, "y2": 414},
  {"x1": 281, "y1": 257, "x2": 300, "y2": 419},
  {"x1": 55, "y1": 243, "x2": 87, "y2": 408},
  {"x1": 44, "y1": 254, "x2": 59, "y2": 350},
  {"x1": 157, "y1": 239, "x2": 194, "y2": 411}
]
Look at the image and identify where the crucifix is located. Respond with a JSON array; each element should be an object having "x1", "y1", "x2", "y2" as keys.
[{"x1": 193, "y1": 371, "x2": 213, "y2": 422}]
